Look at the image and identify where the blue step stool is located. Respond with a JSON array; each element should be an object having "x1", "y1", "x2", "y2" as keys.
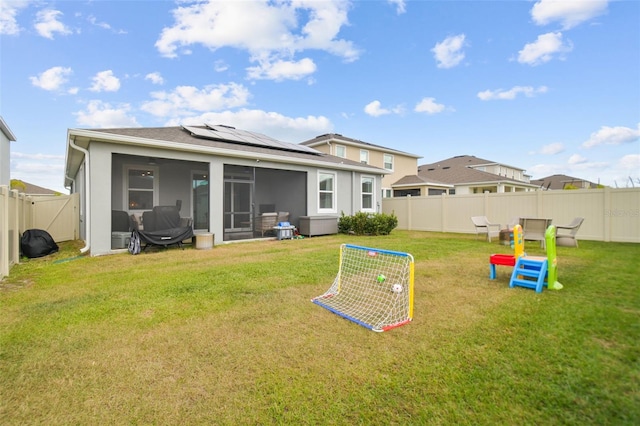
[{"x1": 509, "y1": 256, "x2": 548, "y2": 293}]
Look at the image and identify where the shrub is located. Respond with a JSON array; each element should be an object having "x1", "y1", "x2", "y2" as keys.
[{"x1": 338, "y1": 211, "x2": 398, "y2": 236}]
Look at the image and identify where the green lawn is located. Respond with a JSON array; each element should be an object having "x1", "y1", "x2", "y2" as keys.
[{"x1": 1, "y1": 232, "x2": 638, "y2": 425}]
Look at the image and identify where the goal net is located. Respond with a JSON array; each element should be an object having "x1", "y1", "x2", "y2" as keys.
[{"x1": 311, "y1": 244, "x2": 414, "y2": 332}]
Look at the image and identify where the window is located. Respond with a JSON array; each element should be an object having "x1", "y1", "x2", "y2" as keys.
[
  {"x1": 126, "y1": 166, "x2": 158, "y2": 211},
  {"x1": 361, "y1": 176, "x2": 374, "y2": 211},
  {"x1": 360, "y1": 149, "x2": 369, "y2": 164},
  {"x1": 318, "y1": 171, "x2": 336, "y2": 213},
  {"x1": 382, "y1": 188, "x2": 392, "y2": 198},
  {"x1": 383, "y1": 154, "x2": 394, "y2": 171},
  {"x1": 335, "y1": 144, "x2": 346, "y2": 158}
]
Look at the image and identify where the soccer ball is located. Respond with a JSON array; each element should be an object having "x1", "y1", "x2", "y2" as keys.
[
  {"x1": 377, "y1": 274, "x2": 386, "y2": 283},
  {"x1": 391, "y1": 284, "x2": 403, "y2": 293}
]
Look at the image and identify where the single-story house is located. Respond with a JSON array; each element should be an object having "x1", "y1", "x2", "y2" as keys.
[{"x1": 64, "y1": 124, "x2": 389, "y2": 256}]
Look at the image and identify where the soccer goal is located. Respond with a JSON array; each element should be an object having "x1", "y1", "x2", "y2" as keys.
[{"x1": 311, "y1": 244, "x2": 415, "y2": 332}]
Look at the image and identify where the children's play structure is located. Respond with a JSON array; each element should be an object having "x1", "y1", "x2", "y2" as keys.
[
  {"x1": 489, "y1": 224, "x2": 563, "y2": 293},
  {"x1": 489, "y1": 225, "x2": 525, "y2": 279},
  {"x1": 311, "y1": 244, "x2": 414, "y2": 332}
]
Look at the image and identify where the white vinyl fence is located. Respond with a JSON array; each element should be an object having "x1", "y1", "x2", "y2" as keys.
[
  {"x1": 381, "y1": 187, "x2": 640, "y2": 243},
  {"x1": 0, "y1": 186, "x2": 79, "y2": 279}
]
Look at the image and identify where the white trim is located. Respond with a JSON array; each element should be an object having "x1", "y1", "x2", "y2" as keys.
[
  {"x1": 361, "y1": 175, "x2": 375, "y2": 212},
  {"x1": 360, "y1": 149, "x2": 369, "y2": 164},
  {"x1": 383, "y1": 153, "x2": 394, "y2": 171},
  {"x1": 318, "y1": 170, "x2": 337, "y2": 214}
]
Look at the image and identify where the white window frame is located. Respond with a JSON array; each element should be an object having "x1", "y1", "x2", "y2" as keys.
[
  {"x1": 124, "y1": 164, "x2": 159, "y2": 213},
  {"x1": 361, "y1": 175, "x2": 375, "y2": 212},
  {"x1": 318, "y1": 170, "x2": 337, "y2": 214},
  {"x1": 335, "y1": 144, "x2": 346, "y2": 158},
  {"x1": 383, "y1": 153, "x2": 394, "y2": 171},
  {"x1": 360, "y1": 149, "x2": 369, "y2": 164}
]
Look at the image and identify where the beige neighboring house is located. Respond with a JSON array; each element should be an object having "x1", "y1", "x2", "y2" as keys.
[
  {"x1": 530, "y1": 174, "x2": 601, "y2": 190},
  {"x1": 300, "y1": 133, "x2": 422, "y2": 199},
  {"x1": 1, "y1": 116, "x2": 17, "y2": 186},
  {"x1": 397, "y1": 155, "x2": 539, "y2": 195}
]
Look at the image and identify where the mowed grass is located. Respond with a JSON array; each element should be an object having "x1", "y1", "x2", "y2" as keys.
[{"x1": 1, "y1": 231, "x2": 638, "y2": 425}]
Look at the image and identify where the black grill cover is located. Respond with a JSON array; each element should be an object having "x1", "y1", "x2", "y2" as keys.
[{"x1": 20, "y1": 229, "x2": 59, "y2": 258}]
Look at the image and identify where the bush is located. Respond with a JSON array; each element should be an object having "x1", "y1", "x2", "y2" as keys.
[{"x1": 338, "y1": 211, "x2": 398, "y2": 236}]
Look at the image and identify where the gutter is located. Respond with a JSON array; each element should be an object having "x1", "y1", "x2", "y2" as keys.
[{"x1": 68, "y1": 136, "x2": 90, "y2": 254}]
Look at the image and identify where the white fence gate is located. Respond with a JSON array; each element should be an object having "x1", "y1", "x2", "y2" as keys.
[{"x1": 1, "y1": 186, "x2": 79, "y2": 279}]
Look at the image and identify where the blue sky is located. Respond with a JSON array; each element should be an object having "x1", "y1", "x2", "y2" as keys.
[{"x1": 1, "y1": 0, "x2": 638, "y2": 194}]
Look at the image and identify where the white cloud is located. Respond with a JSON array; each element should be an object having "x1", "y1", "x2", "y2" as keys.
[
  {"x1": 540, "y1": 142, "x2": 565, "y2": 155},
  {"x1": 89, "y1": 70, "x2": 121, "y2": 92},
  {"x1": 173, "y1": 108, "x2": 333, "y2": 143},
  {"x1": 517, "y1": 32, "x2": 572, "y2": 65},
  {"x1": 246, "y1": 57, "x2": 317, "y2": 81},
  {"x1": 582, "y1": 124, "x2": 640, "y2": 148},
  {"x1": 29, "y1": 66, "x2": 73, "y2": 91},
  {"x1": 10, "y1": 152, "x2": 68, "y2": 194},
  {"x1": 145, "y1": 72, "x2": 165, "y2": 85},
  {"x1": 568, "y1": 153, "x2": 587, "y2": 165},
  {"x1": 531, "y1": 0, "x2": 609, "y2": 29},
  {"x1": 34, "y1": 9, "x2": 72, "y2": 39},
  {"x1": 214, "y1": 60, "x2": 228, "y2": 72},
  {"x1": 431, "y1": 34, "x2": 466, "y2": 69},
  {"x1": 477, "y1": 85, "x2": 548, "y2": 100},
  {"x1": 74, "y1": 100, "x2": 140, "y2": 128},
  {"x1": 364, "y1": 100, "x2": 403, "y2": 117},
  {"x1": 414, "y1": 97, "x2": 446, "y2": 114},
  {"x1": 0, "y1": 0, "x2": 29, "y2": 35},
  {"x1": 388, "y1": 0, "x2": 406, "y2": 15},
  {"x1": 155, "y1": 0, "x2": 359, "y2": 81},
  {"x1": 141, "y1": 83, "x2": 251, "y2": 118},
  {"x1": 618, "y1": 154, "x2": 640, "y2": 171}
]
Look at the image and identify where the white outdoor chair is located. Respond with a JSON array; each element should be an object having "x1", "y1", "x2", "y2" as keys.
[
  {"x1": 471, "y1": 216, "x2": 501, "y2": 242},
  {"x1": 556, "y1": 217, "x2": 584, "y2": 247}
]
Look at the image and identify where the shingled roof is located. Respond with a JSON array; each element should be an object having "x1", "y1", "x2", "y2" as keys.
[
  {"x1": 66, "y1": 126, "x2": 388, "y2": 185},
  {"x1": 530, "y1": 174, "x2": 599, "y2": 190},
  {"x1": 417, "y1": 155, "x2": 531, "y2": 186}
]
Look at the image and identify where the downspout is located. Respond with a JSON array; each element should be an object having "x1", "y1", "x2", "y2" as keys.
[{"x1": 68, "y1": 136, "x2": 91, "y2": 254}]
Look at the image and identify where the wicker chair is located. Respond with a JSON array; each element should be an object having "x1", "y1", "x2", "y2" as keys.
[
  {"x1": 470, "y1": 216, "x2": 500, "y2": 242},
  {"x1": 556, "y1": 217, "x2": 584, "y2": 247},
  {"x1": 255, "y1": 212, "x2": 278, "y2": 237}
]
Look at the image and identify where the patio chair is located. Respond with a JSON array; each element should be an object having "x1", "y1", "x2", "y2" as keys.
[
  {"x1": 137, "y1": 205, "x2": 193, "y2": 250},
  {"x1": 471, "y1": 216, "x2": 501, "y2": 242},
  {"x1": 555, "y1": 217, "x2": 584, "y2": 247},
  {"x1": 255, "y1": 212, "x2": 278, "y2": 237}
]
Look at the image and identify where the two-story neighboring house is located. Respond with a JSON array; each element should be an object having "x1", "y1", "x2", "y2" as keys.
[
  {"x1": 414, "y1": 155, "x2": 539, "y2": 194},
  {"x1": 0, "y1": 116, "x2": 17, "y2": 186},
  {"x1": 299, "y1": 133, "x2": 422, "y2": 200}
]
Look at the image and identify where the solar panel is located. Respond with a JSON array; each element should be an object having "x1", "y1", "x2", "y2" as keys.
[{"x1": 182, "y1": 124, "x2": 320, "y2": 155}]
